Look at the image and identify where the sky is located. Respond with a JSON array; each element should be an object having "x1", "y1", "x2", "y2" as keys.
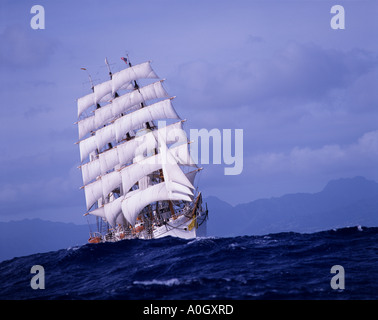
[{"x1": 0, "y1": 0, "x2": 377, "y2": 224}]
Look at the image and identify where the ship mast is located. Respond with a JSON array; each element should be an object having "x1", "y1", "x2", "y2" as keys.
[
  {"x1": 77, "y1": 56, "x2": 198, "y2": 241},
  {"x1": 121, "y1": 56, "x2": 153, "y2": 130},
  {"x1": 105, "y1": 57, "x2": 112, "y2": 79},
  {"x1": 80, "y1": 67, "x2": 103, "y2": 239},
  {"x1": 121, "y1": 56, "x2": 173, "y2": 222}
]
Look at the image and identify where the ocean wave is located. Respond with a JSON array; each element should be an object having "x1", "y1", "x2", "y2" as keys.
[
  {"x1": 0, "y1": 226, "x2": 377, "y2": 300},
  {"x1": 133, "y1": 278, "x2": 181, "y2": 287}
]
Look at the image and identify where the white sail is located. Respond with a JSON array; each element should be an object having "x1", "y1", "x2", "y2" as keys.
[
  {"x1": 121, "y1": 157, "x2": 161, "y2": 196},
  {"x1": 78, "y1": 92, "x2": 95, "y2": 118},
  {"x1": 140, "y1": 80, "x2": 169, "y2": 101},
  {"x1": 84, "y1": 170, "x2": 121, "y2": 210},
  {"x1": 81, "y1": 157, "x2": 101, "y2": 185},
  {"x1": 79, "y1": 136, "x2": 97, "y2": 162},
  {"x1": 78, "y1": 81, "x2": 169, "y2": 139},
  {"x1": 116, "y1": 139, "x2": 141, "y2": 167},
  {"x1": 120, "y1": 143, "x2": 195, "y2": 195},
  {"x1": 89, "y1": 206, "x2": 105, "y2": 219},
  {"x1": 111, "y1": 80, "x2": 169, "y2": 120},
  {"x1": 87, "y1": 196, "x2": 122, "y2": 227},
  {"x1": 99, "y1": 147, "x2": 119, "y2": 175},
  {"x1": 78, "y1": 116, "x2": 95, "y2": 140},
  {"x1": 133, "y1": 130, "x2": 158, "y2": 159},
  {"x1": 138, "y1": 176, "x2": 151, "y2": 191},
  {"x1": 112, "y1": 61, "x2": 158, "y2": 94},
  {"x1": 77, "y1": 59, "x2": 206, "y2": 239},
  {"x1": 159, "y1": 135, "x2": 194, "y2": 191},
  {"x1": 102, "y1": 170, "x2": 121, "y2": 196},
  {"x1": 83, "y1": 143, "x2": 192, "y2": 209},
  {"x1": 103, "y1": 196, "x2": 123, "y2": 226},
  {"x1": 83, "y1": 177, "x2": 103, "y2": 210},
  {"x1": 114, "y1": 98, "x2": 179, "y2": 141},
  {"x1": 77, "y1": 62, "x2": 159, "y2": 118},
  {"x1": 87, "y1": 190, "x2": 140, "y2": 226},
  {"x1": 151, "y1": 120, "x2": 188, "y2": 147},
  {"x1": 78, "y1": 99, "x2": 182, "y2": 164},
  {"x1": 94, "y1": 80, "x2": 113, "y2": 105},
  {"x1": 80, "y1": 121, "x2": 186, "y2": 183},
  {"x1": 99, "y1": 92, "x2": 114, "y2": 103},
  {"x1": 169, "y1": 142, "x2": 198, "y2": 167},
  {"x1": 95, "y1": 103, "x2": 114, "y2": 129},
  {"x1": 95, "y1": 124, "x2": 115, "y2": 152},
  {"x1": 121, "y1": 182, "x2": 192, "y2": 226}
]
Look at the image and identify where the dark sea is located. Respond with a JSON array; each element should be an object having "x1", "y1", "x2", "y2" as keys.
[{"x1": 1, "y1": 226, "x2": 377, "y2": 300}]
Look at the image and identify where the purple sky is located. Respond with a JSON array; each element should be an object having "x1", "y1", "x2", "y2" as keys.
[{"x1": 0, "y1": 0, "x2": 377, "y2": 223}]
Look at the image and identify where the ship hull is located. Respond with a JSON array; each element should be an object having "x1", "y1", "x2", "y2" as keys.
[
  {"x1": 94, "y1": 206, "x2": 208, "y2": 243},
  {"x1": 150, "y1": 211, "x2": 207, "y2": 239}
]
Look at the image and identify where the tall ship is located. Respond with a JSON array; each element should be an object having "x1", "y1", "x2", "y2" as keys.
[{"x1": 76, "y1": 56, "x2": 208, "y2": 243}]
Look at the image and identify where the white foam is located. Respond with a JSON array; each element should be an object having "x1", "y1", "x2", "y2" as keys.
[{"x1": 133, "y1": 278, "x2": 181, "y2": 286}]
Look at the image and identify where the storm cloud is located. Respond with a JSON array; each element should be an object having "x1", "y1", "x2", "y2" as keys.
[{"x1": 0, "y1": 0, "x2": 377, "y2": 220}]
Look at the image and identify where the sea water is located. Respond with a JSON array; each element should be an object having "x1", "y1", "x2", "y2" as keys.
[{"x1": 1, "y1": 226, "x2": 377, "y2": 300}]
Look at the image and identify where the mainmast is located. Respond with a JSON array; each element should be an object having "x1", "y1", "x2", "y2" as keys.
[
  {"x1": 80, "y1": 66, "x2": 105, "y2": 236},
  {"x1": 121, "y1": 55, "x2": 138, "y2": 88},
  {"x1": 121, "y1": 56, "x2": 153, "y2": 130},
  {"x1": 121, "y1": 56, "x2": 162, "y2": 221}
]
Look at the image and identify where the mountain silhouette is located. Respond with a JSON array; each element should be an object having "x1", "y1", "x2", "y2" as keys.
[{"x1": 206, "y1": 176, "x2": 378, "y2": 236}]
